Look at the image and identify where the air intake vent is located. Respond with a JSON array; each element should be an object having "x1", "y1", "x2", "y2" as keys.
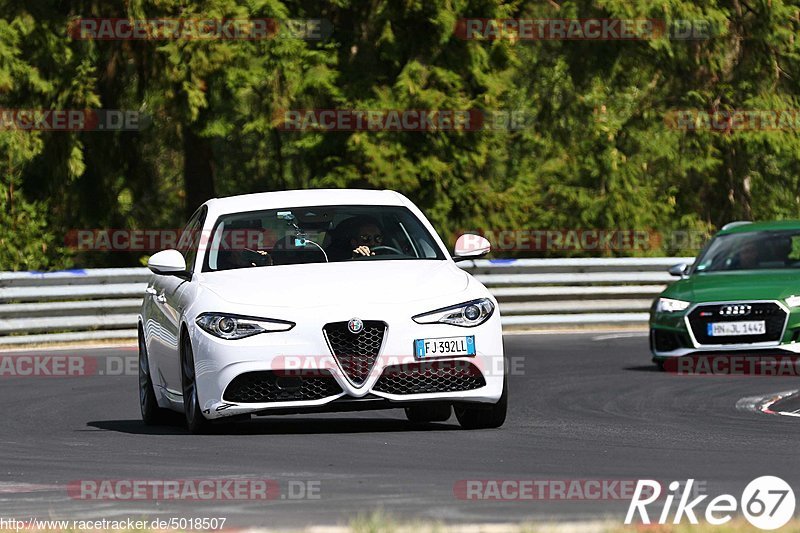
[
  {"x1": 373, "y1": 361, "x2": 485, "y2": 395},
  {"x1": 223, "y1": 370, "x2": 341, "y2": 403}
]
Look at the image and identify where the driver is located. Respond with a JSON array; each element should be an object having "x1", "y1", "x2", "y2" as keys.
[
  {"x1": 734, "y1": 240, "x2": 760, "y2": 269},
  {"x1": 350, "y1": 220, "x2": 384, "y2": 257}
]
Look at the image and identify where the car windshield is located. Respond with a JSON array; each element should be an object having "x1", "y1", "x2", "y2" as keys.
[
  {"x1": 692, "y1": 230, "x2": 800, "y2": 273},
  {"x1": 204, "y1": 204, "x2": 445, "y2": 272}
]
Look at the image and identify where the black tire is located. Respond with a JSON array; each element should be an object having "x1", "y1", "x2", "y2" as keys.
[
  {"x1": 181, "y1": 333, "x2": 213, "y2": 434},
  {"x1": 454, "y1": 375, "x2": 507, "y2": 430},
  {"x1": 405, "y1": 403, "x2": 452, "y2": 423},
  {"x1": 139, "y1": 327, "x2": 170, "y2": 425}
]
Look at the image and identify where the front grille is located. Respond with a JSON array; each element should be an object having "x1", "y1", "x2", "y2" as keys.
[
  {"x1": 373, "y1": 360, "x2": 485, "y2": 395},
  {"x1": 687, "y1": 302, "x2": 787, "y2": 345},
  {"x1": 323, "y1": 321, "x2": 386, "y2": 386},
  {"x1": 223, "y1": 371, "x2": 341, "y2": 403}
]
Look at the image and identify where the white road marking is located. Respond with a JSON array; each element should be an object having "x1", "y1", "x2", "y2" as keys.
[
  {"x1": 0, "y1": 482, "x2": 61, "y2": 494},
  {"x1": 503, "y1": 328, "x2": 647, "y2": 337},
  {"x1": 592, "y1": 332, "x2": 649, "y2": 341},
  {"x1": 736, "y1": 390, "x2": 800, "y2": 416}
]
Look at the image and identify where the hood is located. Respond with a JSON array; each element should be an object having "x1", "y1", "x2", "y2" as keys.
[
  {"x1": 198, "y1": 260, "x2": 470, "y2": 307},
  {"x1": 664, "y1": 270, "x2": 800, "y2": 302}
]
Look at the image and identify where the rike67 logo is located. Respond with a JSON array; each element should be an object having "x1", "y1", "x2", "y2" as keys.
[{"x1": 625, "y1": 476, "x2": 795, "y2": 530}]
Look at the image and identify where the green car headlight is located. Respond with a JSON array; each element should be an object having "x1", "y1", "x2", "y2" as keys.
[
  {"x1": 656, "y1": 298, "x2": 691, "y2": 313},
  {"x1": 786, "y1": 295, "x2": 800, "y2": 308}
]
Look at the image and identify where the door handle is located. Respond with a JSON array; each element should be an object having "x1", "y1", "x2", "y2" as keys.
[{"x1": 147, "y1": 286, "x2": 167, "y2": 303}]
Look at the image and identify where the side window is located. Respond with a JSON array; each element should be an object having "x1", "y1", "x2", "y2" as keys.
[
  {"x1": 178, "y1": 206, "x2": 207, "y2": 275},
  {"x1": 789, "y1": 236, "x2": 800, "y2": 261}
]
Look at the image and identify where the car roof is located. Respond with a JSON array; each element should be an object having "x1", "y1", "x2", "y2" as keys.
[
  {"x1": 718, "y1": 220, "x2": 800, "y2": 235},
  {"x1": 203, "y1": 189, "x2": 408, "y2": 217}
]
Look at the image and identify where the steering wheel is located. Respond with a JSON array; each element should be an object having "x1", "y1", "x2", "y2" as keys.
[
  {"x1": 370, "y1": 245, "x2": 404, "y2": 256},
  {"x1": 242, "y1": 248, "x2": 272, "y2": 266}
]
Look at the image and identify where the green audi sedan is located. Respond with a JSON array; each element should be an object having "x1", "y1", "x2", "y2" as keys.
[{"x1": 651, "y1": 220, "x2": 800, "y2": 366}]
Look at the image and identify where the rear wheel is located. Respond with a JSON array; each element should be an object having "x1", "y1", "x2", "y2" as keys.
[
  {"x1": 181, "y1": 333, "x2": 213, "y2": 434},
  {"x1": 455, "y1": 375, "x2": 507, "y2": 430},
  {"x1": 138, "y1": 328, "x2": 170, "y2": 425},
  {"x1": 405, "y1": 404, "x2": 452, "y2": 423}
]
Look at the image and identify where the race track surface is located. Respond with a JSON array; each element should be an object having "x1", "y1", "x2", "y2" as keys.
[{"x1": 1, "y1": 333, "x2": 798, "y2": 528}]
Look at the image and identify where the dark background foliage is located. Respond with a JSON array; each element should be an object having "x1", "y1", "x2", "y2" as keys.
[{"x1": 1, "y1": 0, "x2": 799, "y2": 269}]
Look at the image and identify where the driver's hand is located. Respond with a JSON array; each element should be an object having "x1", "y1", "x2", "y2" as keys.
[
  {"x1": 244, "y1": 248, "x2": 270, "y2": 257},
  {"x1": 244, "y1": 248, "x2": 272, "y2": 266},
  {"x1": 353, "y1": 246, "x2": 375, "y2": 257}
]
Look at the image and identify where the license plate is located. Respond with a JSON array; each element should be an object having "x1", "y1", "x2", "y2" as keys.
[
  {"x1": 707, "y1": 321, "x2": 766, "y2": 336},
  {"x1": 414, "y1": 336, "x2": 475, "y2": 359}
]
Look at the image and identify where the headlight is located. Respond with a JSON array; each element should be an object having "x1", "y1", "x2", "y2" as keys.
[
  {"x1": 656, "y1": 298, "x2": 691, "y2": 313},
  {"x1": 196, "y1": 313, "x2": 295, "y2": 340},
  {"x1": 786, "y1": 295, "x2": 800, "y2": 308},
  {"x1": 413, "y1": 298, "x2": 495, "y2": 327}
]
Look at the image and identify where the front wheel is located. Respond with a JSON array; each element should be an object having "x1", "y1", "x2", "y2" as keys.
[
  {"x1": 139, "y1": 329, "x2": 170, "y2": 425},
  {"x1": 454, "y1": 375, "x2": 507, "y2": 430},
  {"x1": 181, "y1": 333, "x2": 213, "y2": 434}
]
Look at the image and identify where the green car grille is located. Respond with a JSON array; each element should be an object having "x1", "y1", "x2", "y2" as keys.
[{"x1": 686, "y1": 302, "x2": 787, "y2": 345}]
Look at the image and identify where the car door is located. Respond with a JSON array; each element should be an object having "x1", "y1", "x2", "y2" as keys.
[{"x1": 149, "y1": 207, "x2": 206, "y2": 396}]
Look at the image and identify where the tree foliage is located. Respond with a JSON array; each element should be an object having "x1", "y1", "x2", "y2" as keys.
[{"x1": 1, "y1": 0, "x2": 799, "y2": 268}]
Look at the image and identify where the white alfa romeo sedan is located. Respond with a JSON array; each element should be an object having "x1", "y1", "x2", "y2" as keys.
[{"x1": 138, "y1": 189, "x2": 506, "y2": 433}]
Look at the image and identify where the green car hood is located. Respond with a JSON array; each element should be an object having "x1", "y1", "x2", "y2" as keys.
[{"x1": 663, "y1": 270, "x2": 800, "y2": 302}]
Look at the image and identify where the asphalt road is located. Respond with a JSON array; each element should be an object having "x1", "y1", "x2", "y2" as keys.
[{"x1": 1, "y1": 332, "x2": 799, "y2": 529}]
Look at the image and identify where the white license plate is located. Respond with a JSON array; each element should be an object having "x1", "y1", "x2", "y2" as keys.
[
  {"x1": 414, "y1": 336, "x2": 475, "y2": 359},
  {"x1": 707, "y1": 321, "x2": 766, "y2": 336}
]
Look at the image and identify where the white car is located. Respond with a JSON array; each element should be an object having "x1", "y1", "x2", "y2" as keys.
[{"x1": 138, "y1": 189, "x2": 506, "y2": 433}]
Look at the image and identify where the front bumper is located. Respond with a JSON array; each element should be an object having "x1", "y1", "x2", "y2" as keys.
[
  {"x1": 190, "y1": 312, "x2": 504, "y2": 420},
  {"x1": 650, "y1": 299, "x2": 800, "y2": 360}
]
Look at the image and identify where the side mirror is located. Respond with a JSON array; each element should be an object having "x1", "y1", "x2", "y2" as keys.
[
  {"x1": 668, "y1": 263, "x2": 689, "y2": 278},
  {"x1": 148, "y1": 249, "x2": 188, "y2": 278},
  {"x1": 453, "y1": 234, "x2": 491, "y2": 262}
]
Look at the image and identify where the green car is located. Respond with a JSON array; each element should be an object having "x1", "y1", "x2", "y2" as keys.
[{"x1": 651, "y1": 220, "x2": 800, "y2": 366}]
